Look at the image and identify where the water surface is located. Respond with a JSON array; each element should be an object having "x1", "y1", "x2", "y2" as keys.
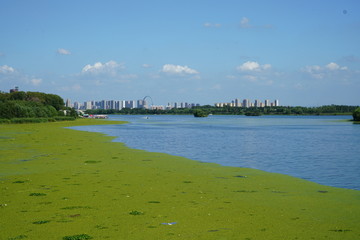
[{"x1": 72, "y1": 115, "x2": 360, "y2": 190}]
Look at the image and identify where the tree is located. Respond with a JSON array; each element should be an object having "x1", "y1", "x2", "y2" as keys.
[
  {"x1": 353, "y1": 107, "x2": 360, "y2": 121},
  {"x1": 193, "y1": 109, "x2": 209, "y2": 117}
]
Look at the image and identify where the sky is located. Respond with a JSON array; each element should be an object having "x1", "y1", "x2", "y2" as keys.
[{"x1": 0, "y1": 0, "x2": 359, "y2": 106}]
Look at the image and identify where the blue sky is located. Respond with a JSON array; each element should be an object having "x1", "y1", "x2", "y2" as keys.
[{"x1": 1, "y1": 0, "x2": 359, "y2": 106}]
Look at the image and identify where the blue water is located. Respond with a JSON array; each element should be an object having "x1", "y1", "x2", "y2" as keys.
[{"x1": 71, "y1": 115, "x2": 360, "y2": 190}]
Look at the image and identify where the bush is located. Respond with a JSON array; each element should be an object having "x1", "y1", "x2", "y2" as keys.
[
  {"x1": 353, "y1": 107, "x2": 360, "y2": 121},
  {"x1": 0, "y1": 119, "x2": 10, "y2": 124},
  {"x1": 10, "y1": 118, "x2": 49, "y2": 124},
  {"x1": 193, "y1": 109, "x2": 209, "y2": 117},
  {"x1": 54, "y1": 116, "x2": 76, "y2": 121}
]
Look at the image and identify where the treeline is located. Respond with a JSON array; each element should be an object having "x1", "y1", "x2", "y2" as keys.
[
  {"x1": 0, "y1": 91, "x2": 77, "y2": 122},
  {"x1": 85, "y1": 104, "x2": 359, "y2": 116}
]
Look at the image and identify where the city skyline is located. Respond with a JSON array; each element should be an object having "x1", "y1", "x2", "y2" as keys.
[
  {"x1": 67, "y1": 96, "x2": 279, "y2": 110},
  {"x1": 1, "y1": 1, "x2": 359, "y2": 106}
]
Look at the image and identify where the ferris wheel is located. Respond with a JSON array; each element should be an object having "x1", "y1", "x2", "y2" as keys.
[{"x1": 142, "y1": 96, "x2": 154, "y2": 109}]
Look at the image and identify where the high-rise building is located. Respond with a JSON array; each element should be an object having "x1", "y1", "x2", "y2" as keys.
[
  {"x1": 73, "y1": 102, "x2": 80, "y2": 110},
  {"x1": 265, "y1": 99, "x2": 270, "y2": 107},
  {"x1": 65, "y1": 99, "x2": 72, "y2": 108},
  {"x1": 137, "y1": 99, "x2": 146, "y2": 109},
  {"x1": 235, "y1": 98, "x2": 241, "y2": 107},
  {"x1": 243, "y1": 99, "x2": 250, "y2": 108},
  {"x1": 84, "y1": 101, "x2": 92, "y2": 110},
  {"x1": 274, "y1": 99, "x2": 280, "y2": 106}
]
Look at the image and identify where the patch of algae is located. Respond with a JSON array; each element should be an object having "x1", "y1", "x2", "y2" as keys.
[{"x1": 1, "y1": 119, "x2": 359, "y2": 240}]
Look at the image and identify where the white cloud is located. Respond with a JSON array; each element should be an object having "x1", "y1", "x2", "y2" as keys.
[
  {"x1": 82, "y1": 61, "x2": 125, "y2": 75},
  {"x1": 326, "y1": 62, "x2": 347, "y2": 71},
  {"x1": 237, "y1": 61, "x2": 271, "y2": 72},
  {"x1": 240, "y1": 17, "x2": 250, "y2": 28},
  {"x1": 0, "y1": 65, "x2": 15, "y2": 74},
  {"x1": 239, "y1": 17, "x2": 273, "y2": 29},
  {"x1": 204, "y1": 22, "x2": 221, "y2": 28},
  {"x1": 243, "y1": 75, "x2": 258, "y2": 82},
  {"x1": 303, "y1": 62, "x2": 348, "y2": 79},
  {"x1": 161, "y1": 64, "x2": 199, "y2": 75},
  {"x1": 226, "y1": 75, "x2": 237, "y2": 79},
  {"x1": 211, "y1": 84, "x2": 222, "y2": 90},
  {"x1": 142, "y1": 64, "x2": 152, "y2": 68},
  {"x1": 57, "y1": 48, "x2": 71, "y2": 55},
  {"x1": 31, "y1": 78, "x2": 42, "y2": 86}
]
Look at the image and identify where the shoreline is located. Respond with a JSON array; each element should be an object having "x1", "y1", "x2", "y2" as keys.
[{"x1": 1, "y1": 119, "x2": 359, "y2": 239}]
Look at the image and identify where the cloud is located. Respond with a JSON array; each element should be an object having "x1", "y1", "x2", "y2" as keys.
[
  {"x1": 0, "y1": 65, "x2": 15, "y2": 74},
  {"x1": 31, "y1": 78, "x2": 42, "y2": 86},
  {"x1": 239, "y1": 17, "x2": 273, "y2": 29},
  {"x1": 303, "y1": 62, "x2": 348, "y2": 79},
  {"x1": 142, "y1": 64, "x2": 152, "y2": 68},
  {"x1": 243, "y1": 75, "x2": 258, "y2": 82},
  {"x1": 161, "y1": 64, "x2": 199, "y2": 75},
  {"x1": 237, "y1": 61, "x2": 271, "y2": 72},
  {"x1": 240, "y1": 17, "x2": 250, "y2": 28},
  {"x1": 204, "y1": 22, "x2": 221, "y2": 28},
  {"x1": 211, "y1": 84, "x2": 222, "y2": 90},
  {"x1": 326, "y1": 62, "x2": 347, "y2": 71},
  {"x1": 57, "y1": 48, "x2": 71, "y2": 55},
  {"x1": 82, "y1": 60, "x2": 125, "y2": 75}
]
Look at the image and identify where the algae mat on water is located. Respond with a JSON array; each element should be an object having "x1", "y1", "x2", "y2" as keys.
[{"x1": 0, "y1": 119, "x2": 359, "y2": 240}]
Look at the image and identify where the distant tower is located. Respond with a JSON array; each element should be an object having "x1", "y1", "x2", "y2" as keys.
[
  {"x1": 265, "y1": 100, "x2": 270, "y2": 107},
  {"x1": 274, "y1": 99, "x2": 280, "y2": 106},
  {"x1": 243, "y1": 99, "x2": 250, "y2": 108},
  {"x1": 66, "y1": 99, "x2": 72, "y2": 108}
]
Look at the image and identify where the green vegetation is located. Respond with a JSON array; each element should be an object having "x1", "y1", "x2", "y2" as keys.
[
  {"x1": 32, "y1": 220, "x2": 50, "y2": 224},
  {"x1": 0, "y1": 91, "x2": 77, "y2": 122},
  {"x1": 193, "y1": 109, "x2": 209, "y2": 117},
  {"x1": 29, "y1": 193, "x2": 47, "y2": 196},
  {"x1": 129, "y1": 210, "x2": 144, "y2": 215},
  {"x1": 1, "y1": 119, "x2": 359, "y2": 239},
  {"x1": 86, "y1": 104, "x2": 359, "y2": 116},
  {"x1": 244, "y1": 111, "x2": 262, "y2": 116},
  {"x1": 62, "y1": 234, "x2": 93, "y2": 240},
  {"x1": 353, "y1": 107, "x2": 360, "y2": 121}
]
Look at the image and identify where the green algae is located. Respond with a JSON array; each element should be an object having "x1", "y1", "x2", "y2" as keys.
[{"x1": 1, "y1": 118, "x2": 360, "y2": 239}]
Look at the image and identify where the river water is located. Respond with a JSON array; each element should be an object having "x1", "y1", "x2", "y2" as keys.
[{"x1": 71, "y1": 115, "x2": 360, "y2": 190}]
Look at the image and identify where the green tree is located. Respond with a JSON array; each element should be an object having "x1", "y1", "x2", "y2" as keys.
[
  {"x1": 353, "y1": 107, "x2": 360, "y2": 121},
  {"x1": 193, "y1": 109, "x2": 209, "y2": 117}
]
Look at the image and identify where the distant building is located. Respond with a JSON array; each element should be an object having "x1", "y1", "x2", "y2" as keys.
[
  {"x1": 66, "y1": 99, "x2": 72, "y2": 108},
  {"x1": 275, "y1": 99, "x2": 280, "y2": 106},
  {"x1": 265, "y1": 100, "x2": 270, "y2": 107},
  {"x1": 243, "y1": 99, "x2": 250, "y2": 108},
  {"x1": 73, "y1": 102, "x2": 80, "y2": 110},
  {"x1": 84, "y1": 101, "x2": 92, "y2": 110},
  {"x1": 10, "y1": 86, "x2": 19, "y2": 93}
]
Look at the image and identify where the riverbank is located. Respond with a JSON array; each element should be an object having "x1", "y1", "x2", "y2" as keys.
[{"x1": 1, "y1": 119, "x2": 359, "y2": 240}]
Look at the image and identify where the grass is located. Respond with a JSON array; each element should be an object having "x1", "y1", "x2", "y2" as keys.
[
  {"x1": 0, "y1": 118, "x2": 359, "y2": 239},
  {"x1": 62, "y1": 234, "x2": 93, "y2": 240}
]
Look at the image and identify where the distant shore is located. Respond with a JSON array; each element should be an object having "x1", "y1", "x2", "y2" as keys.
[{"x1": 1, "y1": 119, "x2": 359, "y2": 240}]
